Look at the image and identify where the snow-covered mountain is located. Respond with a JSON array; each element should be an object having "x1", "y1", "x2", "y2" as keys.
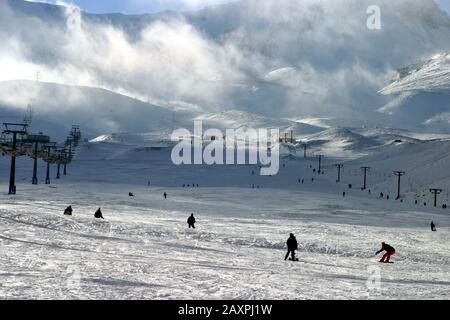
[
  {"x1": 2, "y1": 0, "x2": 450, "y2": 134},
  {"x1": 378, "y1": 53, "x2": 450, "y2": 131}
]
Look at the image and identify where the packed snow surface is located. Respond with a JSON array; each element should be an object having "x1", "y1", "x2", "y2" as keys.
[{"x1": 1, "y1": 140, "x2": 450, "y2": 300}]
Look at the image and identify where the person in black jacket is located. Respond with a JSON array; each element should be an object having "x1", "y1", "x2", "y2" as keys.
[
  {"x1": 284, "y1": 233, "x2": 298, "y2": 261},
  {"x1": 187, "y1": 214, "x2": 196, "y2": 228},
  {"x1": 376, "y1": 242, "x2": 396, "y2": 263},
  {"x1": 64, "y1": 206, "x2": 73, "y2": 216},
  {"x1": 431, "y1": 221, "x2": 437, "y2": 232},
  {"x1": 95, "y1": 208, "x2": 104, "y2": 219}
]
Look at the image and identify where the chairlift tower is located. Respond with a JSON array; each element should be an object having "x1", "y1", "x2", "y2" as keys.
[
  {"x1": 43, "y1": 143, "x2": 57, "y2": 185},
  {"x1": 361, "y1": 166, "x2": 371, "y2": 190},
  {"x1": 64, "y1": 136, "x2": 74, "y2": 175},
  {"x1": 393, "y1": 171, "x2": 406, "y2": 200},
  {"x1": 23, "y1": 134, "x2": 50, "y2": 185},
  {"x1": 3, "y1": 123, "x2": 28, "y2": 194},
  {"x1": 335, "y1": 164, "x2": 344, "y2": 183},
  {"x1": 430, "y1": 189, "x2": 443, "y2": 207}
]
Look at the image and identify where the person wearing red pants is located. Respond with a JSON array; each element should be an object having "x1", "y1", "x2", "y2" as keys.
[{"x1": 376, "y1": 242, "x2": 396, "y2": 263}]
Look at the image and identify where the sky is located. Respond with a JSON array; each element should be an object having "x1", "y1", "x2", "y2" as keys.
[
  {"x1": 27, "y1": 0, "x2": 450, "y2": 14},
  {"x1": 435, "y1": 0, "x2": 450, "y2": 15},
  {"x1": 34, "y1": 0, "x2": 237, "y2": 13}
]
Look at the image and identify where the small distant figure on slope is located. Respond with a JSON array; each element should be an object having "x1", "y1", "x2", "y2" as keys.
[
  {"x1": 187, "y1": 213, "x2": 196, "y2": 229},
  {"x1": 95, "y1": 208, "x2": 104, "y2": 219},
  {"x1": 64, "y1": 206, "x2": 73, "y2": 216},
  {"x1": 284, "y1": 233, "x2": 299, "y2": 261},
  {"x1": 129, "y1": 192, "x2": 134, "y2": 197},
  {"x1": 164, "y1": 192, "x2": 167, "y2": 199},
  {"x1": 376, "y1": 242, "x2": 396, "y2": 263},
  {"x1": 431, "y1": 221, "x2": 437, "y2": 232},
  {"x1": 380, "y1": 192, "x2": 384, "y2": 199}
]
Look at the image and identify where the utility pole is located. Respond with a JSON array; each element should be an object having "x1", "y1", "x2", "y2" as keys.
[
  {"x1": 393, "y1": 171, "x2": 406, "y2": 200},
  {"x1": 317, "y1": 155, "x2": 324, "y2": 174},
  {"x1": 335, "y1": 164, "x2": 344, "y2": 182},
  {"x1": 361, "y1": 167, "x2": 371, "y2": 190},
  {"x1": 3, "y1": 123, "x2": 28, "y2": 195},
  {"x1": 430, "y1": 189, "x2": 443, "y2": 207}
]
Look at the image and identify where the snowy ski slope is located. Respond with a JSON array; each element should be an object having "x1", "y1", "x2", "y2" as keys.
[{"x1": 1, "y1": 140, "x2": 450, "y2": 300}]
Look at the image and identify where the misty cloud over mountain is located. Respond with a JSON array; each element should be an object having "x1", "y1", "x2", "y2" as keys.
[{"x1": 1, "y1": 0, "x2": 450, "y2": 134}]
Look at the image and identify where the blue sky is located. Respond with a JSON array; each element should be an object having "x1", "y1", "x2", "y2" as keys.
[
  {"x1": 31, "y1": 0, "x2": 450, "y2": 15},
  {"x1": 435, "y1": 0, "x2": 450, "y2": 15}
]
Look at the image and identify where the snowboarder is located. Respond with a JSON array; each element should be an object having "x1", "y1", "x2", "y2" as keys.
[
  {"x1": 380, "y1": 192, "x2": 384, "y2": 198},
  {"x1": 187, "y1": 213, "x2": 196, "y2": 229},
  {"x1": 431, "y1": 221, "x2": 437, "y2": 232},
  {"x1": 94, "y1": 208, "x2": 104, "y2": 219},
  {"x1": 64, "y1": 206, "x2": 73, "y2": 216},
  {"x1": 284, "y1": 233, "x2": 298, "y2": 261},
  {"x1": 376, "y1": 242, "x2": 396, "y2": 263},
  {"x1": 164, "y1": 192, "x2": 167, "y2": 199},
  {"x1": 129, "y1": 192, "x2": 134, "y2": 197},
  {"x1": 343, "y1": 192, "x2": 346, "y2": 197}
]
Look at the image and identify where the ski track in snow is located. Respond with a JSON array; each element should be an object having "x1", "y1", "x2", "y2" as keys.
[{"x1": 1, "y1": 147, "x2": 450, "y2": 300}]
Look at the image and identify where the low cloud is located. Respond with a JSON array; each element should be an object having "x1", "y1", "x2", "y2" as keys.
[{"x1": 2, "y1": 0, "x2": 450, "y2": 132}]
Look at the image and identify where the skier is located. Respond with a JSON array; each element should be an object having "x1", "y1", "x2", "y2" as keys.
[
  {"x1": 164, "y1": 192, "x2": 167, "y2": 199},
  {"x1": 431, "y1": 221, "x2": 437, "y2": 232},
  {"x1": 64, "y1": 206, "x2": 73, "y2": 216},
  {"x1": 284, "y1": 233, "x2": 298, "y2": 261},
  {"x1": 94, "y1": 208, "x2": 104, "y2": 219},
  {"x1": 376, "y1": 242, "x2": 396, "y2": 263},
  {"x1": 187, "y1": 213, "x2": 196, "y2": 229},
  {"x1": 129, "y1": 192, "x2": 134, "y2": 197},
  {"x1": 343, "y1": 191, "x2": 346, "y2": 197},
  {"x1": 380, "y1": 192, "x2": 384, "y2": 198}
]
